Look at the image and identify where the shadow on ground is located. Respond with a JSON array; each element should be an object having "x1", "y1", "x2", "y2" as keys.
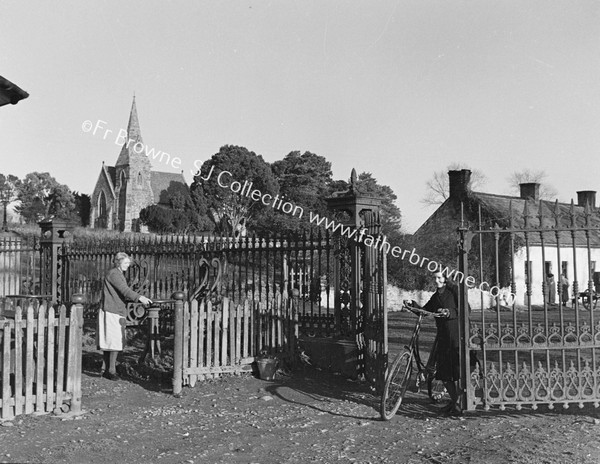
[{"x1": 82, "y1": 325, "x2": 175, "y2": 394}]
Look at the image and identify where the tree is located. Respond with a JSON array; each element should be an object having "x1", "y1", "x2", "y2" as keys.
[
  {"x1": 506, "y1": 169, "x2": 558, "y2": 200},
  {"x1": 139, "y1": 205, "x2": 189, "y2": 234},
  {"x1": 141, "y1": 181, "x2": 212, "y2": 233},
  {"x1": 71, "y1": 192, "x2": 91, "y2": 227},
  {"x1": 421, "y1": 163, "x2": 487, "y2": 206},
  {"x1": 190, "y1": 146, "x2": 279, "y2": 237},
  {"x1": 0, "y1": 173, "x2": 20, "y2": 231},
  {"x1": 15, "y1": 172, "x2": 76, "y2": 223},
  {"x1": 331, "y1": 171, "x2": 402, "y2": 236},
  {"x1": 328, "y1": 171, "x2": 407, "y2": 286},
  {"x1": 158, "y1": 181, "x2": 191, "y2": 212},
  {"x1": 270, "y1": 151, "x2": 333, "y2": 233}
]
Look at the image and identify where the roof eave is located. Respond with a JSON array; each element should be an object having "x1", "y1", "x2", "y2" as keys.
[{"x1": 0, "y1": 76, "x2": 29, "y2": 107}]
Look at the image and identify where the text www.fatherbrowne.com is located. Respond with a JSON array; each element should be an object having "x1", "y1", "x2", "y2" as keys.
[
  {"x1": 308, "y1": 210, "x2": 515, "y2": 303},
  {"x1": 203, "y1": 166, "x2": 515, "y2": 303}
]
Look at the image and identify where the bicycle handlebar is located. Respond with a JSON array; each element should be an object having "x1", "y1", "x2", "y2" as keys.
[{"x1": 402, "y1": 303, "x2": 448, "y2": 318}]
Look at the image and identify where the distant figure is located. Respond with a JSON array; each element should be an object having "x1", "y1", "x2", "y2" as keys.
[
  {"x1": 560, "y1": 272, "x2": 570, "y2": 306},
  {"x1": 546, "y1": 273, "x2": 556, "y2": 306},
  {"x1": 97, "y1": 252, "x2": 152, "y2": 380}
]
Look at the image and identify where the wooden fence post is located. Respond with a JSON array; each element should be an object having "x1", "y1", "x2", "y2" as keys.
[
  {"x1": 172, "y1": 291, "x2": 185, "y2": 397},
  {"x1": 68, "y1": 294, "x2": 84, "y2": 413}
]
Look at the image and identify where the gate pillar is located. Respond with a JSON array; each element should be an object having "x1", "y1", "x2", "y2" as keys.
[
  {"x1": 39, "y1": 219, "x2": 74, "y2": 305},
  {"x1": 458, "y1": 220, "x2": 475, "y2": 410},
  {"x1": 326, "y1": 169, "x2": 386, "y2": 386}
]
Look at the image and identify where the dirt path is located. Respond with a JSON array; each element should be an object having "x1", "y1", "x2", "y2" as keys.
[{"x1": 1, "y1": 359, "x2": 600, "y2": 464}]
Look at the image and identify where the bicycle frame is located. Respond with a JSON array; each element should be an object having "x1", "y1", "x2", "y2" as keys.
[
  {"x1": 404, "y1": 312, "x2": 427, "y2": 373},
  {"x1": 402, "y1": 308, "x2": 437, "y2": 389},
  {"x1": 380, "y1": 305, "x2": 445, "y2": 420}
]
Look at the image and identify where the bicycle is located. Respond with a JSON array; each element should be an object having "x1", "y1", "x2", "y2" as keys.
[{"x1": 380, "y1": 302, "x2": 448, "y2": 421}]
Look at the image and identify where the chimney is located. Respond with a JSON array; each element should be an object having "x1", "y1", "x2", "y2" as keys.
[
  {"x1": 520, "y1": 183, "x2": 540, "y2": 201},
  {"x1": 577, "y1": 190, "x2": 596, "y2": 209},
  {"x1": 448, "y1": 169, "x2": 472, "y2": 200}
]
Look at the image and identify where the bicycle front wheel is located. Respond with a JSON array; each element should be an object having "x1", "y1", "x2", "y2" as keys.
[{"x1": 380, "y1": 351, "x2": 412, "y2": 420}]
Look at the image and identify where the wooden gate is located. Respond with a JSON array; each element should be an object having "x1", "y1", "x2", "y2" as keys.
[
  {"x1": 173, "y1": 296, "x2": 298, "y2": 393},
  {"x1": 459, "y1": 201, "x2": 600, "y2": 410},
  {"x1": 0, "y1": 299, "x2": 83, "y2": 419}
]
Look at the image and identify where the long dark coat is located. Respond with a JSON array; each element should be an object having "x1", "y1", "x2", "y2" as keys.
[{"x1": 423, "y1": 287, "x2": 460, "y2": 381}]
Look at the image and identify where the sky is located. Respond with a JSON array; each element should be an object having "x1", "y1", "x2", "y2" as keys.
[{"x1": 1, "y1": 0, "x2": 600, "y2": 232}]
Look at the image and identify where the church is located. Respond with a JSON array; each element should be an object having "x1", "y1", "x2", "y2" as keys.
[{"x1": 90, "y1": 98, "x2": 186, "y2": 232}]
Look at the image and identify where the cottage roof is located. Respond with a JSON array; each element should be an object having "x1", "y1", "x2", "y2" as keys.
[
  {"x1": 471, "y1": 191, "x2": 600, "y2": 247},
  {"x1": 415, "y1": 189, "x2": 600, "y2": 248},
  {"x1": 150, "y1": 171, "x2": 187, "y2": 204}
]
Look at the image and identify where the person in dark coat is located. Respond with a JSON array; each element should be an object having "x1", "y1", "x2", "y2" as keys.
[
  {"x1": 97, "y1": 252, "x2": 152, "y2": 380},
  {"x1": 546, "y1": 273, "x2": 557, "y2": 306},
  {"x1": 419, "y1": 271, "x2": 462, "y2": 415},
  {"x1": 560, "y1": 272, "x2": 570, "y2": 306}
]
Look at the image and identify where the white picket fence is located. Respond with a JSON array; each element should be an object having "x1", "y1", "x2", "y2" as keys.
[
  {"x1": 174, "y1": 296, "x2": 297, "y2": 391},
  {"x1": 0, "y1": 302, "x2": 82, "y2": 420}
]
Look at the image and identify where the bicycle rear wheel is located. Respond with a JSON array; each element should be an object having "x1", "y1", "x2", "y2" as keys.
[{"x1": 380, "y1": 351, "x2": 412, "y2": 420}]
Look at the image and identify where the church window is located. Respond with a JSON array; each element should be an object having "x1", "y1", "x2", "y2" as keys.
[
  {"x1": 98, "y1": 191, "x2": 106, "y2": 217},
  {"x1": 97, "y1": 191, "x2": 108, "y2": 229}
]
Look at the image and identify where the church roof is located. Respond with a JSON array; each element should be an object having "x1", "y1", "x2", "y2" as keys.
[
  {"x1": 105, "y1": 165, "x2": 116, "y2": 193},
  {"x1": 94, "y1": 163, "x2": 116, "y2": 199},
  {"x1": 150, "y1": 171, "x2": 187, "y2": 204}
]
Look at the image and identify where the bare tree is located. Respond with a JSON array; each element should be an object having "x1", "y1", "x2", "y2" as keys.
[
  {"x1": 507, "y1": 169, "x2": 558, "y2": 201},
  {"x1": 421, "y1": 163, "x2": 487, "y2": 206}
]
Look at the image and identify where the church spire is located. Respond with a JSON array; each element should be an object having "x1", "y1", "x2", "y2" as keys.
[
  {"x1": 115, "y1": 95, "x2": 148, "y2": 167},
  {"x1": 127, "y1": 95, "x2": 142, "y2": 145}
]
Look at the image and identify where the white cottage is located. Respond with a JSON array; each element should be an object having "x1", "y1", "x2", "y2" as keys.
[{"x1": 414, "y1": 170, "x2": 600, "y2": 307}]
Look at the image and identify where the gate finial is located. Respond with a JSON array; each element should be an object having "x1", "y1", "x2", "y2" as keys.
[{"x1": 553, "y1": 200, "x2": 562, "y2": 228}]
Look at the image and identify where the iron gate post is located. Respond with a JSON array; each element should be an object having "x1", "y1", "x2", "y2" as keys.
[
  {"x1": 326, "y1": 169, "x2": 385, "y2": 383},
  {"x1": 38, "y1": 219, "x2": 74, "y2": 305},
  {"x1": 458, "y1": 219, "x2": 475, "y2": 410}
]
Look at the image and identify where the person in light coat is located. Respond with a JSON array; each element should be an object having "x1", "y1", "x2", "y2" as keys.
[{"x1": 97, "y1": 252, "x2": 152, "y2": 380}]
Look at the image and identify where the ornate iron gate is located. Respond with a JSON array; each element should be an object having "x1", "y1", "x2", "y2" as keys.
[
  {"x1": 327, "y1": 170, "x2": 388, "y2": 393},
  {"x1": 459, "y1": 201, "x2": 600, "y2": 410},
  {"x1": 359, "y1": 210, "x2": 388, "y2": 394}
]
